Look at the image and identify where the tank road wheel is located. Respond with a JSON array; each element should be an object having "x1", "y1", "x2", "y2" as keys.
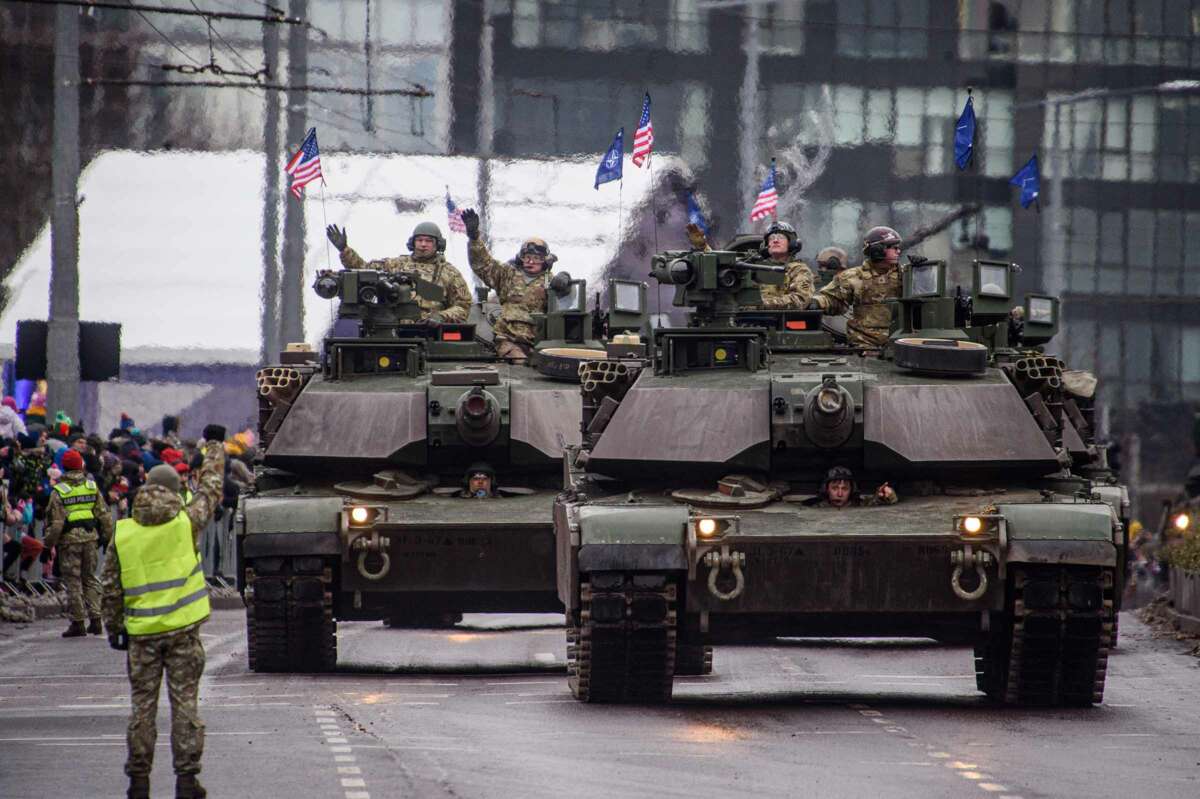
[
  {"x1": 674, "y1": 644, "x2": 713, "y2": 676},
  {"x1": 567, "y1": 573, "x2": 677, "y2": 703},
  {"x1": 978, "y1": 565, "x2": 1113, "y2": 707},
  {"x1": 246, "y1": 556, "x2": 336, "y2": 673}
]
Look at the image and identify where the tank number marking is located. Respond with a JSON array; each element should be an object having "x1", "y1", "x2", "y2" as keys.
[
  {"x1": 833, "y1": 545, "x2": 866, "y2": 558},
  {"x1": 392, "y1": 534, "x2": 495, "y2": 548}
]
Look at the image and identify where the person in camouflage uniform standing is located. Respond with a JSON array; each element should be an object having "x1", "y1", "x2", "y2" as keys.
[
  {"x1": 325, "y1": 221, "x2": 471, "y2": 323},
  {"x1": 810, "y1": 225, "x2": 903, "y2": 348},
  {"x1": 101, "y1": 425, "x2": 226, "y2": 799},
  {"x1": 45, "y1": 448, "x2": 113, "y2": 637},
  {"x1": 745, "y1": 221, "x2": 815, "y2": 310},
  {"x1": 459, "y1": 207, "x2": 554, "y2": 362}
]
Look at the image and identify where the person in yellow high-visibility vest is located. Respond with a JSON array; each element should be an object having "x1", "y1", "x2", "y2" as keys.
[
  {"x1": 45, "y1": 448, "x2": 114, "y2": 637},
  {"x1": 100, "y1": 425, "x2": 226, "y2": 799}
]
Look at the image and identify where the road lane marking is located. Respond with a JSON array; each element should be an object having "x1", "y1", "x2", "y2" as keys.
[
  {"x1": 533, "y1": 652, "x2": 557, "y2": 663},
  {"x1": 326, "y1": 737, "x2": 349, "y2": 744},
  {"x1": 978, "y1": 784, "x2": 1008, "y2": 792},
  {"x1": 335, "y1": 755, "x2": 356, "y2": 763},
  {"x1": 338, "y1": 767, "x2": 362, "y2": 775},
  {"x1": 341, "y1": 778, "x2": 367, "y2": 788}
]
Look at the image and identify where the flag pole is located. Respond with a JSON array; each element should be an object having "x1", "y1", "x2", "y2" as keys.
[
  {"x1": 319, "y1": 180, "x2": 333, "y2": 272},
  {"x1": 648, "y1": 154, "x2": 659, "y2": 253}
]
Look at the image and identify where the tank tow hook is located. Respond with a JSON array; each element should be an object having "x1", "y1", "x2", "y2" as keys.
[
  {"x1": 352, "y1": 532, "x2": 392, "y2": 581},
  {"x1": 949, "y1": 545, "x2": 993, "y2": 601},
  {"x1": 703, "y1": 546, "x2": 746, "y2": 601}
]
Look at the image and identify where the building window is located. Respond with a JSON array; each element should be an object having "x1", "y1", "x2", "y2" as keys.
[
  {"x1": 509, "y1": 0, "x2": 709, "y2": 53},
  {"x1": 836, "y1": 0, "x2": 929, "y2": 59}
]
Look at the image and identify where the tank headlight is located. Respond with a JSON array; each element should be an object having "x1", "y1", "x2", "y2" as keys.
[
  {"x1": 697, "y1": 518, "x2": 718, "y2": 537},
  {"x1": 963, "y1": 516, "x2": 983, "y2": 534},
  {"x1": 350, "y1": 506, "x2": 372, "y2": 525},
  {"x1": 1174, "y1": 513, "x2": 1191, "y2": 531},
  {"x1": 954, "y1": 514, "x2": 999, "y2": 538}
]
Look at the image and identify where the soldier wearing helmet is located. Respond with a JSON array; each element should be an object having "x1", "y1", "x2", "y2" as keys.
[
  {"x1": 809, "y1": 225, "x2": 903, "y2": 348},
  {"x1": 459, "y1": 208, "x2": 555, "y2": 363},
  {"x1": 814, "y1": 245, "x2": 849, "y2": 289},
  {"x1": 324, "y1": 221, "x2": 472, "y2": 323},
  {"x1": 804, "y1": 466, "x2": 897, "y2": 508},
  {"x1": 743, "y1": 221, "x2": 815, "y2": 310}
]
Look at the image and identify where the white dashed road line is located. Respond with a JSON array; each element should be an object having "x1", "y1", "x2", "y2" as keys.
[{"x1": 316, "y1": 706, "x2": 373, "y2": 799}]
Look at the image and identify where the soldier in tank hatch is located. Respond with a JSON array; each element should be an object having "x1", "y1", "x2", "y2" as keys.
[
  {"x1": 745, "y1": 221, "x2": 815, "y2": 310},
  {"x1": 804, "y1": 466, "x2": 898, "y2": 508},
  {"x1": 325, "y1": 220, "x2": 472, "y2": 323},
  {"x1": 459, "y1": 207, "x2": 557, "y2": 363},
  {"x1": 809, "y1": 225, "x2": 903, "y2": 348}
]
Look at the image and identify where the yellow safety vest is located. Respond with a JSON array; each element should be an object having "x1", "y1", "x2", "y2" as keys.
[
  {"x1": 53, "y1": 479, "x2": 99, "y2": 524},
  {"x1": 181, "y1": 488, "x2": 194, "y2": 505},
  {"x1": 114, "y1": 511, "x2": 210, "y2": 636}
]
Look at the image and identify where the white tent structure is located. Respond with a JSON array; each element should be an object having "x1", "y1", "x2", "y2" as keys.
[{"x1": 2, "y1": 148, "x2": 665, "y2": 362}]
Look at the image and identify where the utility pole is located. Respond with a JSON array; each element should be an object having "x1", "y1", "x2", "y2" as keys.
[
  {"x1": 261, "y1": 18, "x2": 282, "y2": 363},
  {"x1": 736, "y1": 10, "x2": 762, "y2": 227},
  {"x1": 47, "y1": 3, "x2": 81, "y2": 419},
  {"x1": 279, "y1": 0, "x2": 308, "y2": 346}
]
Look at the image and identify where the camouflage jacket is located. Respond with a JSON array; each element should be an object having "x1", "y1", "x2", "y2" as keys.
[
  {"x1": 813, "y1": 260, "x2": 901, "y2": 347},
  {"x1": 339, "y1": 248, "x2": 471, "y2": 323},
  {"x1": 44, "y1": 471, "x2": 114, "y2": 548},
  {"x1": 101, "y1": 441, "x2": 226, "y2": 639},
  {"x1": 468, "y1": 240, "x2": 550, "y2": 346},
  {"x1": 745, "y1": 258, "x2": 815, "y2": 310}
]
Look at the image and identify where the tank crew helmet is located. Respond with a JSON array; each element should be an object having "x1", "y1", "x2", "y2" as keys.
[
  {"x1": 820, "y1": 465, "x2": 857, "y2": 496},
  {"x1": 464, "y1": 461, "x2": 496, "y2": 498},
  {"x1": 407, "y1": 221, "x2": 446, "y2": 253},
  {"x1": 862, "y1": 226, "x2": 902, "y2": 261},
  {"x1": 762, "y1": 221, "x2": 802, "y2": 256},
  {"x1": 816, "y1": 246, "x2": 849, "y2": 271},
  {"x1": 514, "y1": 237, "x2": 556, "y2": 274}
]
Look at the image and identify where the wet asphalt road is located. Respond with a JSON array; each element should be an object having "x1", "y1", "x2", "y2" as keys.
[{"x1": 2, "y1": 610, "x2": 1198, "y2": 799}]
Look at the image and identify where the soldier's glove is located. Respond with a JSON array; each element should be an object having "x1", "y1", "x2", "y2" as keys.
[
  {"x1": 906, "y1": 254, "x2": 929, "y2": 267},
  {"x1": 202, "y1": 424, "x2": 227, "y2": 444},
  {"x1": 806, "y1": 299, "x2": 823, "y2": 312},
  {"x1": 326, "y1": 224, "x2": 348, "y2": 253},
  {"x1": 685, "y1": 223, "x2": 707, "y2": 250},
  {"x1": 108, "y1": 631, "x2": 129, "y2": 651},
  {"x1": 460, "y1": 209, "x2": 480, "y2": 241},
  {"x1": 422, "y1": 312, "x2": 444, "y2": 326}
]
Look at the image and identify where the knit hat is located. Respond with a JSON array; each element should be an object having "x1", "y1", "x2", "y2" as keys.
[
  {"x1": 61, "y1": 449, "x2": 84, "y2": 471},
  {"x1": 1, "y1": 397, "x2": 16, "y2": 411},
  {"x1": 173, "y1": 461, "x2": 190, "y2": 475},
  {"x1": 146, "y1": 463, "x2": 181, "y2": 492},
  {"x1": 161, "y1": 448, "x2": 184, "y2": 465}
]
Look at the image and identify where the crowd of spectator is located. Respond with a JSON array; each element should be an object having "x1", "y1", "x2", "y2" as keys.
[{"x1": 1, "y1": 399, "x2": 255, "y2": 587}]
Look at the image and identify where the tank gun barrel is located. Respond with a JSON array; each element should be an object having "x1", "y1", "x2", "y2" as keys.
[{"x1": 734, "y1": 260, "x2": 786, "y2": 273}]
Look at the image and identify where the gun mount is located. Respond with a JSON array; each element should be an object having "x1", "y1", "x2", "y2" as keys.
[
  {"x1": 650, "y1": 249, "x2": 785, "y2": 327},
  {"x1": 314, "y1": 269, "x2": 446, "y2": 337}
]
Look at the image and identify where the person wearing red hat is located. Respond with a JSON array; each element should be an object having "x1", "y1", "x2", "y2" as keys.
[{"x1": 44, "y1": 448, "x2": 114, "y2": 637}]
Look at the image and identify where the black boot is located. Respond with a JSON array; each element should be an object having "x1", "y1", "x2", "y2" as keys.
[
  {"x1": 62, "y1": 620, "x2": 87, "y2": 638},
  {"x1": 176, "y1": 773, "x2": 207, "y2": 798},
  {"x1": 127, "y1": 775, "x2": 150, "y2": 799},
  {"x1": 87, "y1": 618, "x2": 103, "y2": 635}
]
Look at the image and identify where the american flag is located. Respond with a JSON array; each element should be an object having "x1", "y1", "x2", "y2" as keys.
[
  {"x1": 631, "y1": 93, "x2": 653, "y2": 168},
  {"x1": 284, "y1": 127, "x2": 323, "y2": 199},
  {"x1": 445, "y1": 188, "x2": 466, "y2": 233},
  {"x1": 749, "y1": 160, "x2": 778, "y2": 222}
]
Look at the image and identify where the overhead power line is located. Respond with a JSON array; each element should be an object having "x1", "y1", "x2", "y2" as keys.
[
  {"x1": 8, "y1": 0, "x2": 306, "y2": 25},
  {"x1": 82, "y1": 76, "x2": 433, "y2": 97}
]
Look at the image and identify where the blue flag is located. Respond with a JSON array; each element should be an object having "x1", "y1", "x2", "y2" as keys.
[
  {"x1": 1009, "y1": 154, "x2": 1040, "y2": 208},
  {"x1": 954, "y1": 96, "x2": 976, "y2": 170},
  {"x1": 594, "y1": 128, "x2": 624, "y2": 189},
  {"x1": 686, "y1": 191, "x2": 709, "y2": 236}
]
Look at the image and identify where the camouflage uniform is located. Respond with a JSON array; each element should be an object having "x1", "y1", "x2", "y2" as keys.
[
  {"x1": 812, "y1": 260, "x2": 901, "y2": 347},
  {"x1": 467, "y1": 240, "x2": 550, "y2": 356},
  {"x1": 806, "y1": 491, "x2": 899, "y2": 509},
  {"x1": 101, "y1": 441, "x2": 225, "y2": 779},
  {"x1": 339, "y1": 247, "x2": 472, "y2": 322},
  {"x1": 746, "y1": 258, "x2": 815, "y2": 310},
  {"x1": 44, "y1": 471, "x2": 114, "y2": 624}
]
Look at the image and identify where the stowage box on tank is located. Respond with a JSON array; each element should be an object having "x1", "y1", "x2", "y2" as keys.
[{"x1": 555, "y1": 250, "x2": 1127, "y2": 706}]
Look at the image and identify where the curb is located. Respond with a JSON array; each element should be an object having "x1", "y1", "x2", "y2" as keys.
[{"x1": 211, "y1": 594, "x2": 245, "y2": 610}]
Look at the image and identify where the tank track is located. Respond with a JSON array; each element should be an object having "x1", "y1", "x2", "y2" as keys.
[
  {"x1": 246, "y1": 557, "x2": 337, "y2": 673},
  {"x1": 567, "y1": 573, "x2": 677, "y2": 703},
  {"x1": 975, "y1": 565, "x2": 1113, "y2": 706},
  {"x1": 674, "y1": 644, "x2": 713, "y2": 676}
]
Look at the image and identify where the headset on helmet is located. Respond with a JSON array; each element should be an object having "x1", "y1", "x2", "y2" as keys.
[
  {"x1": 762, "y1": 221, "x2": 802, "y2": 256},
  {"x1": 862, "y1": 226, "x2": 902, "y2": 261},
  {"x1": 407, "y1": 221, "x2": 446, "y2": 253},
  {"x1": 513, "y1": 237, "x2": 556, "y2": 272},
  {"x1": 816, "y1": 246, "x2": 849, "y2": 271}
]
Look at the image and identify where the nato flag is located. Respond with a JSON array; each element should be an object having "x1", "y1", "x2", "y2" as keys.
[
  {"x1": 954, "y1": 96, "x2": 976, "y2": 170},
  {"x1": 686, "y1": 191, "x2": 709, "y2": 235},
  {"x1": 1009, "y1": 154, "x2": 1041, "y2": 208},
  {"x1": 595, "y1": 128, "x2": 624, "y2": 189}
]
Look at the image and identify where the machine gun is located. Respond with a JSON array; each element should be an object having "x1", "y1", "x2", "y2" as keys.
[
  {"x1": 650, "y1": 249, "x2": 785, "y2": 327},
  {"x1": 313, "y1": 269, "x2": 447, "y2": 338}
]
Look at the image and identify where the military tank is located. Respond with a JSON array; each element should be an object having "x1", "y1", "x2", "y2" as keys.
[
  {"x1": 554, "y1": 248, "x2": 1126, "y2": 705},
  {"x1": 237, "y1": 267, "x2": 627, "y2": 672}
]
